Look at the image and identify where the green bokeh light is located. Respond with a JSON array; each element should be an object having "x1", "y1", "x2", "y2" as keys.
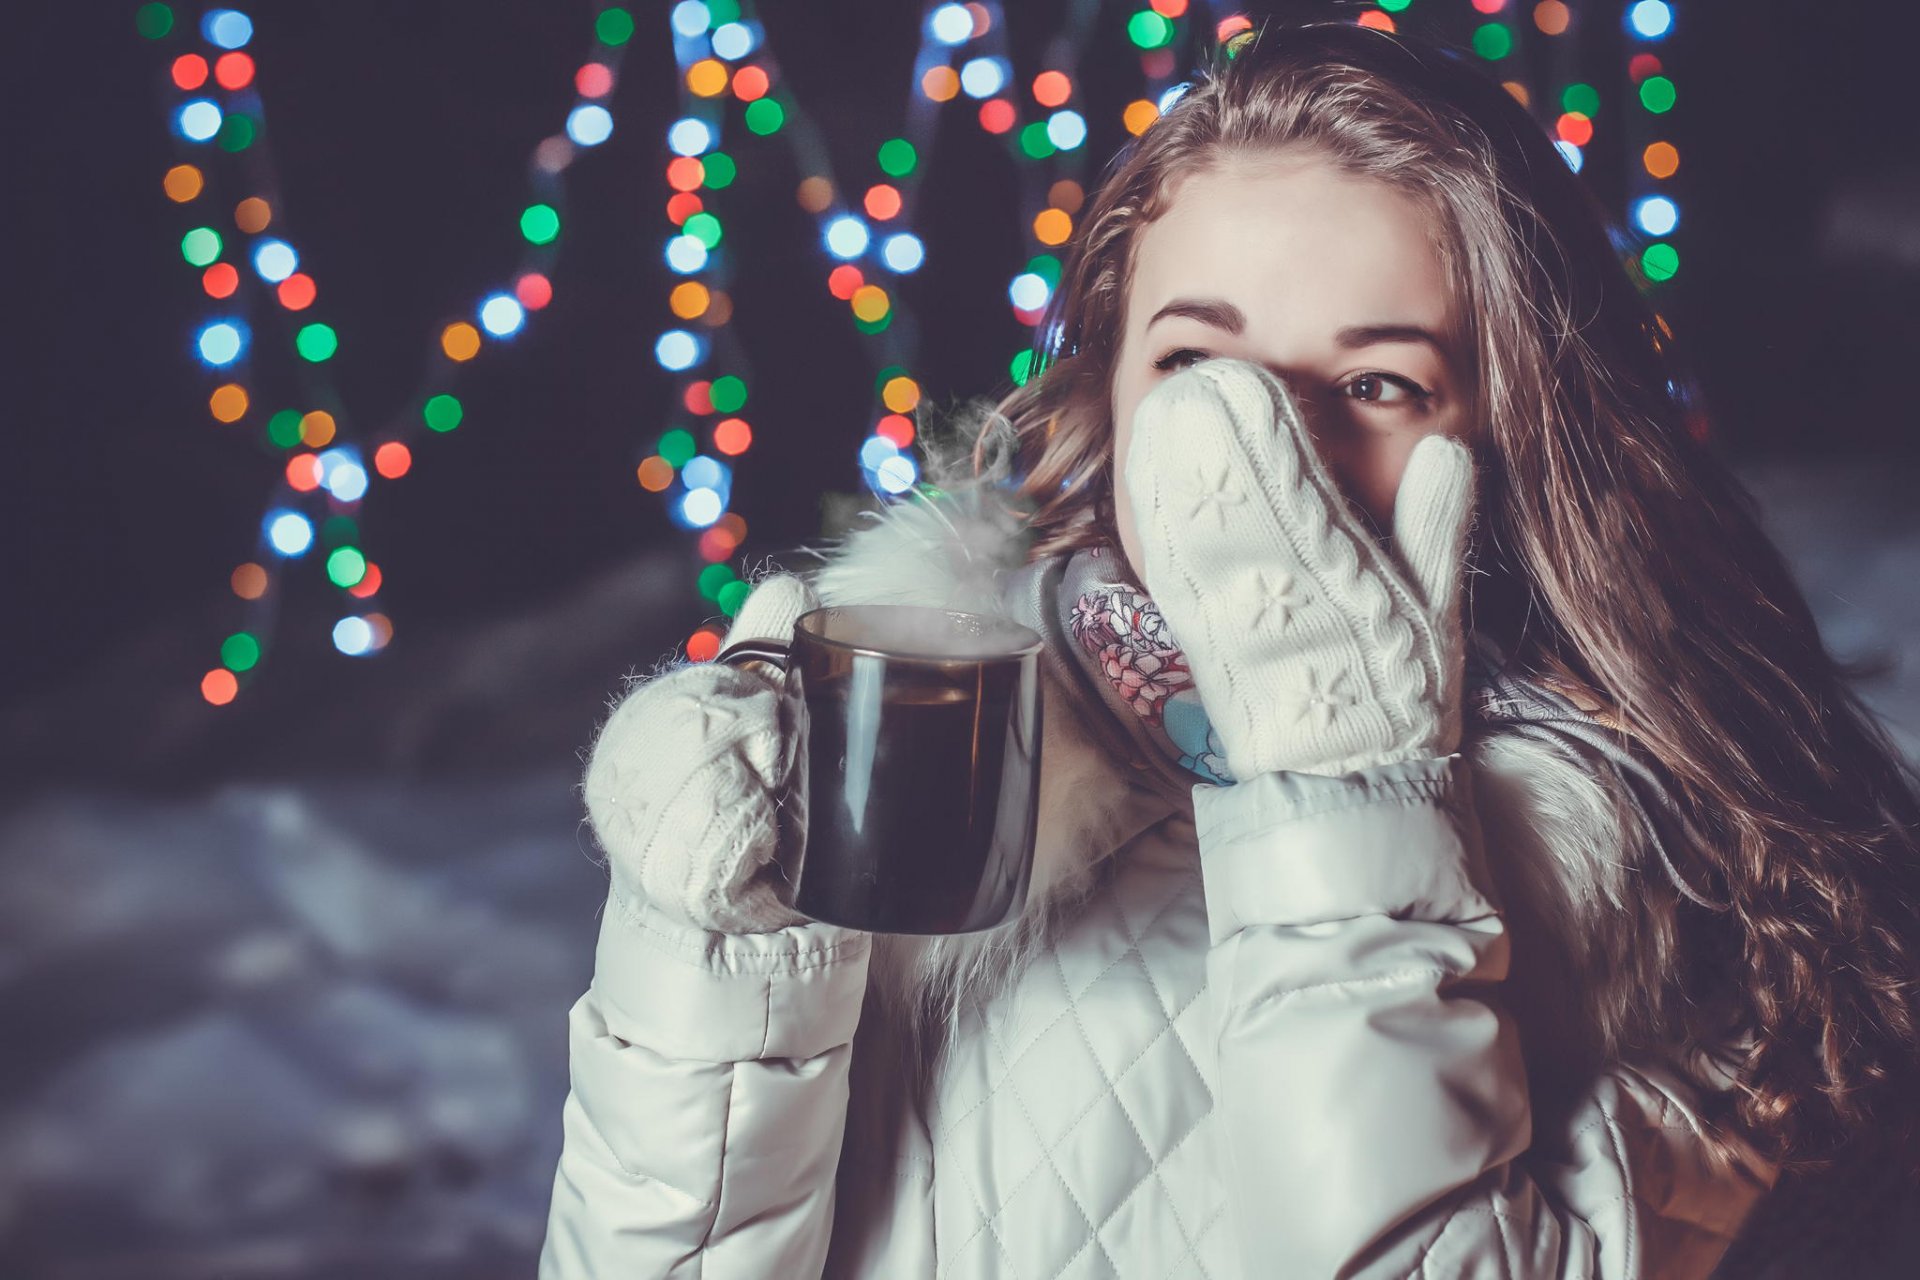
[
  {"x1": 1639, "y1": 76, "x2": 1676, "y2": 113},
  {"x1": 1562, "y1": 83, "x2": 1600, "y2": 117},
  {"x1": 743, "y1": 98, "x2": 785, "y2": 135},
  {"x1": 1641, "y1": 242, "x2": 1679, "y2": 282},
  {"x1": 1378, "y1": 0, "x2": 1411, "y2": 11},
  {"x1": 1027, "y1": 254, "x2": 1062, "y2": 288},
  {"x1": 1019, "y1": 122, "x2": 1056, "y2": 160},
  {"x1": 659, "y1": 428, "x2": 697, "y2": 468},
  {"x1": 877, "y1": 138, "x2": 917, "y2": 177},
  {"x1": 423, "y1": 393, "x2": 464, "y2": 432},
  {"x1": 1471, "y1": 23, "x2": 1513, "y2": 60},
  {"x1": 135, "y1": 3, "x2": 173, "y2": 39},
  {"x1": 327, "y1": 546, "x2": 368, "y2": 588},
  {"x1": 181, "y1": 227, "x2": 222, "y2": 266},
  {"x1": 701, "y1": 151, "x2": 737, "y2": 189},
  {"x1": 873, "y1": 364, "x2": 906, "y2": 395},
  {"x1": 707, "y1": 0, "x2": 741, "y2": 24},
  {"x1": 854, "y1": 312, "x2": 891, "y2": 335},
  {"x1": 1127, "y1": 12, "x2": 1172, "y2": 49},
  {"x1": 217, "y1": 114, "x2": 256, "y2": 152},
  {"x1": 295, "y1": 323, "x2": 338, "y2": 362},
  {"x1": 708, "y1": 375, "x2": 747, "y2": 414},
  {"x1": 1010, "y1": 349, "x2": 1036, "y2": 386},
  {"x1": 717, "y1": 579, "x2": 752, "y2": 617},
  {"x1": 322, "y1": 515, "x2": 359, "y2": 546},
  {"x1": 520, "y1": 203, "x2": 561, "y2": 245},
  {"x1": 595, "y1": 7, "x2": 634, "y2": 46},
  {"x1": 221, "y1": 631, "x2": 261, "y2": 672},
  {"x1": 697, "y1": 563, "x2": 737, "y2": 601},
  {"x1": 684, "y1": 212, "x2": 723, "y2": 249},
  {"x1": 266, "y1": 409, "x2": 303, "y2": 449}
]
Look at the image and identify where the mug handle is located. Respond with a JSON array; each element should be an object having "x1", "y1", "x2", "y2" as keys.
[{"x1": 713, "y1": 638, "x2": 791, "y2": 674}]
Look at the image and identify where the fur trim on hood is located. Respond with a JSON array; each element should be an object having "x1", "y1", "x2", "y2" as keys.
[{"x1": 785, "y1": 458, "x2": 1747, "y2": 1124}]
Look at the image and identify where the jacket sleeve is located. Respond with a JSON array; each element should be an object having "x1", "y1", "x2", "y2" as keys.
[
  {"x1": 1193, "y1": 753, "x2": 1778, "y2": 1279},
  {"x1": 539, "y1": 879, "x2": 873, "y2": 1279}
]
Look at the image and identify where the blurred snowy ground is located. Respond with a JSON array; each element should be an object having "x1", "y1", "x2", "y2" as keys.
[{"x1": 1, "y1": 459, "x2": 1916, "y2": 1278}]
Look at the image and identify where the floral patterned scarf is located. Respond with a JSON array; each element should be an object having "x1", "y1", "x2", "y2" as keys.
[{"x1": 1058, "y1": 544, "x2": 1238, "y2": 786}]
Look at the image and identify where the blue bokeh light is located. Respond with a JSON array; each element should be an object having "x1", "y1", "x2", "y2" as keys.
[
  {"x1": 265, "y1": 509, "x2": 314, "y2": 557},
  {"x1": 882, "y1": 233, "x2": 925, "y2": 273}
]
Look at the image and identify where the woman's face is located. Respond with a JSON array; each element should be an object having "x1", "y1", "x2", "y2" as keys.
[{"x1": 1109, "y1": 151, "x2": 1473, "y2": 579}]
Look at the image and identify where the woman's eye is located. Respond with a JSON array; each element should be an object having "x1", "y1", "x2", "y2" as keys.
[
  {"x1": 1151, "y1": 348, "x2": 1208, "y2": 373},
  {"x1": 1341, "y1": 372, "x2": 1433, "y2": 408}
]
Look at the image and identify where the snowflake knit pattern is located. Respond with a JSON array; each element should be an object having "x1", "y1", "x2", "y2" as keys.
[{"x1": 1121, "y1": 356, "x2": 1475, "y2": 779}]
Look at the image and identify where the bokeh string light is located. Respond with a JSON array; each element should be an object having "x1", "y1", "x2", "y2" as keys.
[
  {"x1": 649, "y1": 0, "x2": 1238, "y2": 662},
  {"x1": 143, "y1": 0, "x2": 1688, "y2": 694},
  {"x1": 141, "y1": 3, "x2": 635, "y2": 703}
]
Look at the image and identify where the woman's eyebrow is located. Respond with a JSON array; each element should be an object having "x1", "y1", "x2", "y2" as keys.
[
  {"x1": 1148, "y1": 298, "x2": 1246, "y2": 333},
  {"x1": 1147, "y1": 297, "x2": 1449, "y2": 359}
]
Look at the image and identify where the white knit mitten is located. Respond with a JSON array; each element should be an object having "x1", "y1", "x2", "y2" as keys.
[
  {"x1": 1122, "y1": 357, "x2": 1476, "y2": 779},
  {"x1": 583, "y1": 573, "x2": 818, "y2": 933}
]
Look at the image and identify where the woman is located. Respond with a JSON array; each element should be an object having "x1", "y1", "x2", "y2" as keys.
[{"x1": 542, "y1": 19, "x2": 1920, "y2": 1278}]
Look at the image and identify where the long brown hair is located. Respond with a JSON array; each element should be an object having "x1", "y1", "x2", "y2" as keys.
[{"x1": 955, "y1": 15, "x2": 1920, "y2": 1178}]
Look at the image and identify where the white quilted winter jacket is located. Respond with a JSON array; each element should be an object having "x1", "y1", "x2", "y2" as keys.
[{"x1": 540, "y1": 483, "x2": 1779, "y2": 1279}]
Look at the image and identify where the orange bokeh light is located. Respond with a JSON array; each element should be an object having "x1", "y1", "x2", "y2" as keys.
[
  {"x1": 1033, "y1": 208, "x2": 1073, "y2": 245},
  {"x1": 300, "y1": 410, "x2": 336, "y2": 447},
  {"x1": 796, "y1": 175, "x2": 834, "y2": 213},
  {"x1": 637, "y1": 456, "x2": 675, "y2": 492},
  {"x1": 209, "y1": 383, "x2": 248, "y2": 423},
  {"x1": 1032, "y1": 71, "x2": 1071, "y2": 107},
  {"x1": 1123, "y1": 100, "x2": 1159, "y2": 136},
  {"x1": 348, "y1": 562, "x2": 383, "y2": 599},
  {"x1": 202, "y1": 669, "x2": 239, "y2": 705},
  {"x1": 231, "y1": 562, "x2": 268, "y2": 599},
  {"x1": 922, "y1": 66, "x2": 959, "y2": 102},
  {"x1": 864, "y1": 184, "x2": 902, "y2": 220},
  {"x1": 686, "y1": 630, "x2": 722, "y2": 663},
  {"x1": 713, "y1": 417, "x2": 752, "y2": 455},
  {"x1": 442, "y1": 322, "x2": 481, "y2": 362},
  {"x1": 687, "y1": 58, "x2": 729, "y2": 97},
  {"x1": 164, "y1": 164, "x2": 203, "y2": 202},
  {"x1": 234, "y1": 196, "x2": 272, "y2": 233}
]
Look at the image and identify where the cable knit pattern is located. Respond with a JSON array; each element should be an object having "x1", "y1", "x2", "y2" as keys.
[
  {"x1": 581, "y1": 573, "x2": 819, "y2": 934},
  {"x1": 1122, "y1": 357, "x2": 1476, "y2": 778}
]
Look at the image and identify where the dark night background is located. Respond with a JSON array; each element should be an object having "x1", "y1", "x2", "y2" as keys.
[{"x1": 4, "y1": 2, "x2": 1919, "y2": 1275}]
